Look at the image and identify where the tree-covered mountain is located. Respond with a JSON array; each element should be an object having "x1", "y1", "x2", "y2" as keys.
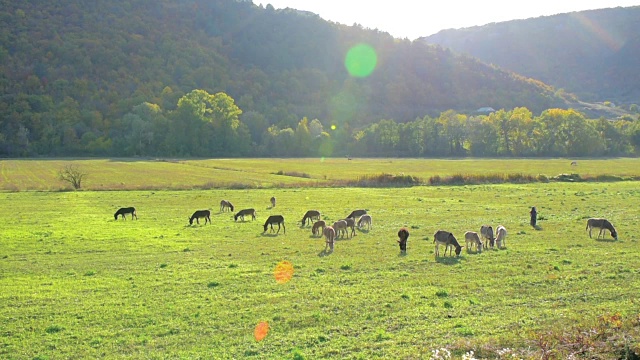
[
  {"x1": 0, "y1": 0, "x2": 578, "y2": 157},
  {"x1": 422, "y1": 6, "x2": 640, "y2": 104}
]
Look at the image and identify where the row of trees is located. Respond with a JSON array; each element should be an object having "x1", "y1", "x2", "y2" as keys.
[
  {"x1": 350, "y1": 108, "x2": 640, "y2": 157},
  {"x1": 1, "y1": 89, "x2": 638, "y2": 158}
]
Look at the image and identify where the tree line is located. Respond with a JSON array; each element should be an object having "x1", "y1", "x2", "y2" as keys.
[{"x1": 2, "y1": 89, "x2": 638, "y2": 158}]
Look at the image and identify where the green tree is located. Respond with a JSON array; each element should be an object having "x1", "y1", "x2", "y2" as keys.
[
  {"x1": 508, "y1": 107, "x2": 534, "y2": 156},
  {"x1": 171, "y1": 90, "x2": 247, "y2": 156},
  {"x1": 467, "y1": 116, "x2": 499, "y2": 156},
  {"x1": 294, "y1": 117, "x2": 312, "y2": 157},
  {"x1": 437, "y1": 110, "x2": 467, "y2": 155}
]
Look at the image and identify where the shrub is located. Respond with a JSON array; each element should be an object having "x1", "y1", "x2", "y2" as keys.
[
  {"x1": 346, "y1": 173, "x2": 422, "y2": 187},
  {"x1": 273, "y1": 170, "x2": 311, "y2": 178},
  {"x1": 552, "y1": 173, "x2": 583, "y2": 182}
]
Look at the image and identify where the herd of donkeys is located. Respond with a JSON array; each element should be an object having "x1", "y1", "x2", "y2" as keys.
[{"x1": 113, "y1": 202, "x2": 619, "y2": 255}]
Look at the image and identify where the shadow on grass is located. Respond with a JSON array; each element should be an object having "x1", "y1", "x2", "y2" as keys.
[
  {"x1": 185, "y1": 223, "x2": 209, "y2": 228},
  {"x1": 398, "y1": 251, "x2": 407, "y2": 257},
  {"x1": 334, "y1": 235, "x2": 352, "y2": 242},
  {"x1": 260, "y1": 233, "x2": 281, "y2": 238},
  {"x1": 534, "y1": 225, "x2": 543, "y2": 231},
  {"x1": 595, "y1": 238, "x2": 617, "y2": 243},
  {"x1": 318, "y1": 248, "x2": 333, "y2": 257},
  {"x1": 357, "y1": 228, "x2": 371, "y2": 234},
  {"x1": 435, "y1": 256, "x2": 462, "y2": 265}
]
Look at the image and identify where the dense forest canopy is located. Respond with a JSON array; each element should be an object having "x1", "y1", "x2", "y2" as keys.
[
  {"x1": 423, "y1": 6, "x2": 640, "y2": 103},
  {"x1": 0, "y1": 0, "x2": 638, "y2": 157}
]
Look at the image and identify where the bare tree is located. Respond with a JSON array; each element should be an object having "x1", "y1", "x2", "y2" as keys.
[{"x1": 58, "y1": 164, "x2": 87, "y2": 190}]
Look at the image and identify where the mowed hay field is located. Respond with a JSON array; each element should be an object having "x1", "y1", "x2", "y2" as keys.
[
  {"x1": 1, "y1": 159, "x2": 640, "y2": 359},
  {"x1": 2, "y1": 158, "x2": 640, "y2": 190}
]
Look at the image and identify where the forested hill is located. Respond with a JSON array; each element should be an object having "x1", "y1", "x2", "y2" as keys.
[
  {"x1": 422, "y1": 6, "x2": 640, "y2": 103},
  {"x1": 0, "y1": 0, "x2": 571, "y2": 157}
]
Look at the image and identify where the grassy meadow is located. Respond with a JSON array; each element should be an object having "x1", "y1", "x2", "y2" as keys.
[{"x1": 1, "y1": 158, "x2": 639, "y2": 359}]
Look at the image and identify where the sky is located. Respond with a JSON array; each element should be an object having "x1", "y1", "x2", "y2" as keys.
[{"x1": 254, "y1": 1, "x2": 640, "y2": 40}]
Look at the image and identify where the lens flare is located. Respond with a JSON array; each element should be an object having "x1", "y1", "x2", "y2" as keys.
[
  {"x1": 331, "y1": 125, "x2": 336, "y2": 130},
  {"x1": 254, "y1": 321, "x2": 269, "y2": 341},
  {"x1": 274, "y1": 260, "x2": 294, "y2": 284},
  {"x1": 345, "y1": 43, "x2": 377, "y2": 78}
]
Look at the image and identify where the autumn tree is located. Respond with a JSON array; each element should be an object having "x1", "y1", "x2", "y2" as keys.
[{"x1": 58, "y1": 164, "x2": 87, "y2": 190}]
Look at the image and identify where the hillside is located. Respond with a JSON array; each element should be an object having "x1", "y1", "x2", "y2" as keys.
[
  {"x1": 422, "y1": 6, "x2": 640, "y2": 104},
  {"x1": 0, "y1": 0, "x2": 568, "y2": 157}
]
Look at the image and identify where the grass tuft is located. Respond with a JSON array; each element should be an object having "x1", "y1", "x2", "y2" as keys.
[{"x1": 45, "y1": 325, "x2": 63, "y2": 334}]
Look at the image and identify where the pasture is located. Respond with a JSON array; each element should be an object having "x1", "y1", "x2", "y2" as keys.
[{"x1": 1, "y1": 169, "x2": 639, "y2": 358}]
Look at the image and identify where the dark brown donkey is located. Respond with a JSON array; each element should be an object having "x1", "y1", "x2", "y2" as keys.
[
  {"x1": 263, "y1": 215, "x2": 285, "y2": 234},
  {"x1": 398, "y1": 228, "x2": 409, "y2": 253},
  {"x1": 346, "y1": 209, "x2": 367, "y2": 220},
  {"x1": 586, "y1": 218, "x2": 618, "y2": 240},
  {"x1": 114, "y1": 207, "x2": 137, "y2": 220},
  {"x1": 301, "y1": 210, "x2": 321, "y2": 226},
  {"x1": 189, "y1": 210, "x2": 211, "y2": 225}
]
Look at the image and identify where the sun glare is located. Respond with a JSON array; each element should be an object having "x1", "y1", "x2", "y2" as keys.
[
  {"x1": 254, "y1": 321, "x2": 269, "y2": 341},
  {"x1": 274, "y1": 260, "x2": 294, "y2": 284},
  {"x1": 345, "y1": 43, "x2": 377, "y2": 77}
]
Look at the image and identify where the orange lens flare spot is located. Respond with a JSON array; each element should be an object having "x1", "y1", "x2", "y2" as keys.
[
  {"x1": 254, "y1": 321, "x2": 269, "y2": 341},
  {"x1": 274, "y1": 260, "x2": 294, "y2": 284}
]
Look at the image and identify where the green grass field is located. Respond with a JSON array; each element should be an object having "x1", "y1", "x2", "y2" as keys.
[{"x1": 1, "y1": 159, "x2": 639, "y2": 359}]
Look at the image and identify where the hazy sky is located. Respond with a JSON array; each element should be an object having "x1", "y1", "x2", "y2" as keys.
[{"x1": 255, "y1": 1, "x2": 640, "y2": 39}]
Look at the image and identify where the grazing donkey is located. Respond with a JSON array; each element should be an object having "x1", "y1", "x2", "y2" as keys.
[
  {"x1": 434, "y1": 230, "x2": 462, "y2": 257},
  {"x1": 312, "y1": 220, "x2": 326, "y2": 236},
  {"x1": 301, "y1": 210, "x2": 321, "y2": 226},
  {"x1": 220, "y1": 200, "x2": 234, "y2": 212},
  {"x1": 357, "y1": 214, "x2": 372, "y2": 230},
  {"x1": 464, "y1": 231, "x2": 483, "y2": 253},
  {"x1": 495, "y1": 225, "x2": 507, "y2": 248},
  {"x1": 270, "y1": 197, "x2": 276, "y2": 208},
  {"x1": 342, "y1": 217, "x2": 356, "y2": 238},
  {"x1": 263, "y1": 215, "x2": 285, "y2": 234},
  {"x1": 586, "y1": 218, "x2": 618, "y2": 240},
  {"x1": 114, "y1": 207, "x2": 137, "y2": 220},
  {"x1": 234, "y1": 208, "x2": 256, "y2": 222},
  {"x1": 346, "y1": 209, "x2": 367, "y2": 220},
  {"x1": 397, "y1": 228, "x2": 409, "y2": 253},
  {"x1": 332, "y1": 220, "x2": 349, "y2": 239},
  {"x1": 480, "y1": 225, "x2": 495, "y2": 249},
  {"x1": 324, "y1": 226, "x2": 336, "y2": 252},
  {"x1": 189, "y1": 210, "x2": 211, "y2": 225}
]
